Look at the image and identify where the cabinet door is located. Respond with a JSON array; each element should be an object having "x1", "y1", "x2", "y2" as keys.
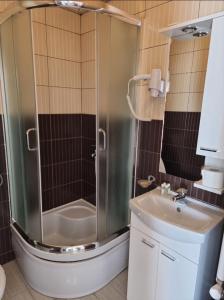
[
  {"x1": 127, "y1": 227, "x2": 159, "y2": 300},
  {"x1": 196, "y1": 15, "x2": 224, "y2": 159},
  {"x1": 155, "y1": 246, "x2": 198, "y2": 300}
]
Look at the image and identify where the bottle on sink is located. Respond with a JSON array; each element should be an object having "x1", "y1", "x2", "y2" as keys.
[{"x1": 161, "y1": 182, "x2": 171, "y2": 195}]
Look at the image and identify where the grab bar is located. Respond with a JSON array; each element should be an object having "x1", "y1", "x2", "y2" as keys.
[
  {"x1": 26, "y1": 128, "x2": 37, "y2": 151},
  {"x1": 99, "y1": 128, "x2": 106, "y2": 151}
]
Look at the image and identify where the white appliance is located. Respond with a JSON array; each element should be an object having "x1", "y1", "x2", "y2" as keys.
[
  {"x1": 210, "y1": 234, "x2": 224, "y2": 299},
  {"x1": 126, "y1": 69, "x2": 169, "y2": 121},
  {"x1": 202, "y1": 167, "x2": 224, "y2": 189}
]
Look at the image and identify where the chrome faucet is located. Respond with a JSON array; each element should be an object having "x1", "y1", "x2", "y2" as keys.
[{"x1": 172, "y1": 188, "x2": 188, "y2": 203}]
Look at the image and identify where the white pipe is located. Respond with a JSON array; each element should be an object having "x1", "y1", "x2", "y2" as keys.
[
  {"x1": 210, "y1": 284, "x2": 223, "y2": 300},
  {"x1": 126, "y1": 77, "x2": 152, "y2": 122},
  {"x1": 210, "y1": 234, "x2": 224, "y2": 299}
]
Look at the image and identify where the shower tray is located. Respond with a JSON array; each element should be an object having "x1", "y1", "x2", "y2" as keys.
[{"x1": 43, "y1": 199, "x2": 97, "y2": 246}]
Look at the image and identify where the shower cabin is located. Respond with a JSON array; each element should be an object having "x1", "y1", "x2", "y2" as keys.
[{"x1": 0, "y1": 1, "x2": 139, "y2": 298}]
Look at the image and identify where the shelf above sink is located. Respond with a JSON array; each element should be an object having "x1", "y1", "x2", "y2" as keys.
[{"x1": 194, "y1": 180, "x2": 224, "y2": 195}]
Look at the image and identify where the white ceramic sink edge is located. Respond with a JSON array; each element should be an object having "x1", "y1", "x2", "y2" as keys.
[{"x1": 130, "y1": 188, "x2": 224, "y2": 244}]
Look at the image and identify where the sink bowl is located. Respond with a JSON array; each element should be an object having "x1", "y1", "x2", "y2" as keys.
[{"x1": 130, "y1": 188, "x2": 224, "y2": 243}]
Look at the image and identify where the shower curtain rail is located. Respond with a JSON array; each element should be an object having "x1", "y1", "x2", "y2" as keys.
[{"x1": 0, "y1": 0, "x2": 141, "y2": 27}]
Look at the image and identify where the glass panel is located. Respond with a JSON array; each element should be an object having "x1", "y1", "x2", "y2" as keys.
[
  {"x1": 0, "y1": 11, "x2": 42, "y2": 241},
  {"x1": 96, "y1": 14, "x2": 138, "y2": 239}
]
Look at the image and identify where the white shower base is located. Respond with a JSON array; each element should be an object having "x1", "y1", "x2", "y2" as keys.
[
  {"x1": 11, "y1": 199, "x2": 129, "y2": 298},
  {"x1": 43, "y1": 199, "x2": 97, "y2": 246}
]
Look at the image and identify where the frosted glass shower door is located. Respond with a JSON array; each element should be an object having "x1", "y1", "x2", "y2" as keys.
[
  {"x1": 0, "y1": 11, "x2": 42, "y2": 241},
  {"x1": 96, "y1": 14, "x2": 138, "y2": 240}
]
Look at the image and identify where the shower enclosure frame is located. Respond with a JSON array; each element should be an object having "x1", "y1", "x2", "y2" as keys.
[
  {"x1": 0, "y1": 1, "x2": 140, "y2": 254},
  {"x1": 0, "y1": 3, "x2": 140, "y2": 297}
]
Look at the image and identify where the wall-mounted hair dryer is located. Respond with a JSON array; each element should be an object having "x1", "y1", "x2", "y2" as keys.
[{"x1": 127, "y1": 68, "x2": 169, "y2": 122}]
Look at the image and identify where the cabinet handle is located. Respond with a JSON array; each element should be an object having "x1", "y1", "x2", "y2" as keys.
[
  {"x1": 142, "y1": 238, "x2": 155, "y2": 248},
  {"x1": 200, "y1": 147, "x2": 217, "y2": 153},
  {"x1": 161, "y1": 250, "x2": 176, "y2": 262}
]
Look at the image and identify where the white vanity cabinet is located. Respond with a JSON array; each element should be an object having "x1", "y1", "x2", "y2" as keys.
[
  {"x1": 127, "y1": 228, "x2": 159, "y2": 300},
  {"x1": 156, "y1": 245, "x2": 197, "y2": 300},
  {"x1": 127, "y1": 212, "x2": 222, "y2": 300}
]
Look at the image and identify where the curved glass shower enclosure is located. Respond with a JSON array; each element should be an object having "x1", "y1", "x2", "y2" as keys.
[{"x1": 0, "y1": 4, "x2": 139, "y2": 252}]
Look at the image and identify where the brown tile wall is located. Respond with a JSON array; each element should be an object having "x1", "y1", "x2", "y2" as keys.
[
  {"x1": 81, "y1": 114, "x2": 96, "y2": 205},
  {"x1": 39, "y1": 113, "x2": 96, "y2": 211},
  {"x1": 162, "y1": 111, "x2": 205, "y2": 181},
  {"x1": 136, "y1": 119, "x2": 224, "y2": 209}
]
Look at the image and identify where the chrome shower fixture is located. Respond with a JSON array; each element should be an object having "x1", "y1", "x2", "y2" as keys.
[
  {"x1": 18, "y1": 0, "x2": 141, "y2": 27},
  {"x1": 193, "y1": 31, "x2": 209, "y2": 37},
  {"x1": 57, "y1": 0, "x2": 83, "y2": 8},
  {"x1": 55, "y1": 0, "x2": 141, "y2": 26},
  {"x1": 56, "y1": 0, "x2": 98, "y2": 11}
]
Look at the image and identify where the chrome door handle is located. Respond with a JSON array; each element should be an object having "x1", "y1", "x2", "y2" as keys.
[
  {"x1": 161, "y1": 250, "x2": 176, "y2": 262},
  {"x1": 99, "y1": 128, "x2": 106, "y2": 151},
  {"x1": 26, "y1": 128, "x2": 37, "y2": 151},
  {"x1": 142, "y1": 238, "x2": 155, "y2": 248}
]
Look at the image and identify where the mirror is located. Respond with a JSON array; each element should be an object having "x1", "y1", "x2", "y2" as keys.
[{"x1": 160, "y1": 34, "x2": 210, "y2": 181}]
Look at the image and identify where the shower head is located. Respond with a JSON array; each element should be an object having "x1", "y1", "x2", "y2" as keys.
[
  {"x1": 55, "y1": 0, "x2": 141, "y2": 26},
  {"x1": 2, "y1": 0, "x2": 141, "y2": 27},
  {"x1": 18, "y1": 0, "x2": 141, "y2": 26},
  {"x1": 56, "y1": 0, "x2": 100, "y2": 11}
]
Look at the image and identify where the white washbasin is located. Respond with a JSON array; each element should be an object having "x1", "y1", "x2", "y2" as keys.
[{"x1": 130, "y1": 188, "x2": 224, "y2": 243}]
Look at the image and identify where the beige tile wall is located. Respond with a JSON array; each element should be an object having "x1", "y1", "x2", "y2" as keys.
[
  {"x1": 110, "y1": 0, "x2": 224, "y2": 119},
  {"x1": 32, "y1": 8, "x2": 96, "y2": 115},
  {"x1": 1, "y1": 1, "x2": 224, "y2": 117},
  {"x1": 0, "y1": 2, "x2": 17, "y2": 115},
  {"x1": 32, "y1": 7, "x2": 82, "y2": 114},
  {"x1": 81, "y1": 12, "x2": 96, "y2": 115},
  {"x1": 0, "y1": 1, "x2": 17, "y2": 13},
  {"x1": 166, "y1": 36, "x2": 209, "y2": 112}
]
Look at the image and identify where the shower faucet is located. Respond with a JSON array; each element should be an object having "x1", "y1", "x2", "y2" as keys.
[{"x1": 172, "y1": 188, "x2": 188, "y2": 203}]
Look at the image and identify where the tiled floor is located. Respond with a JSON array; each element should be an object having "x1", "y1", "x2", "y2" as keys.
[{"x1": 2, "y1": 261, "x2": 128, "y2": 300}]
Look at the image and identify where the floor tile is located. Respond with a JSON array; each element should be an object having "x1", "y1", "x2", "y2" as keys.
[
  {"x1": 3, "y1": 262, "x2": 28, "y2": 298},
  {"x1": 11, "y1": 291, "x2": 34, "y2": 300},
  {"x1": 65, "y1": 295, "x2": 98, "y2": 300},
  {"x1": 28, "y1": 287, "x2": 53, "y2": 300}
]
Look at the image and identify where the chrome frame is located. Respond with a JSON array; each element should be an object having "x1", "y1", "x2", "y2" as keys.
[
  {"x1": 12, "y1": 222, "x2": 129, "y2": 254},
  {"x1": 0, "y1": 1, "x2": 141, "y2": 27},
  {"x1": 0, "y1": 0, "x2": 136, "y2": 255},
  {"x1": 55, "y1": 1, "x2": 141, "y2": 26}
]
